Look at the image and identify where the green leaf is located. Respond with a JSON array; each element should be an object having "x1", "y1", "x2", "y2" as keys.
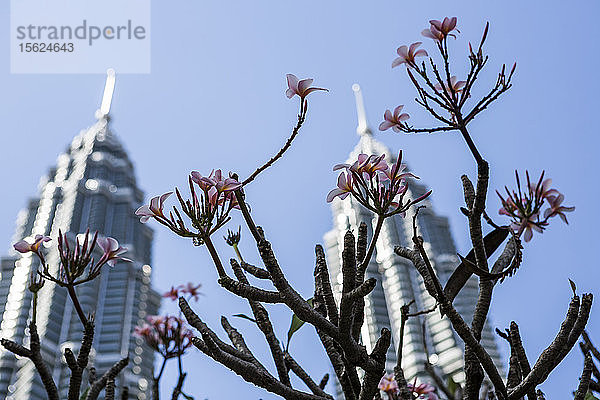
[
  {"x1": 80, "y1": 387, "x2": 90, "y2": 400},
  {"x1": 443, "y1": 227, "x2": 509, "y2": 305},
  {"x1": 569, "y1": 279, "x2": 577, "y2": 297},
  {"x1": 232, "y1": 314, "x2": 256, "y2": 323},
  {"x1": 585, "y1": 391, "x2": 599, "y2": 400},
  {"x1": 447, "y1": 376, "x2": 458, "y2": 396},
  {"x1": 286, "y1": 298, "x2": 313, "y2": 351}
]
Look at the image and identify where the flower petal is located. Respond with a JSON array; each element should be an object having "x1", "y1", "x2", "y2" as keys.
[
  {"x1": 286, "y1": 74, "x2": 299, "y2": 90},
  {"x1": 14, "y1": 240, "x2": 31, "y2": 253},
  {"x1": 391, "y1": 57, "x2": 406, "y2": 68},
  {"x1": 379, "y1": 121, "x2": 393, "y2": 131},
  {"x1": 384, "y1": 109, "x2": 393, "y2": 122},
  {"x1": 297, "y1": 78, "x2": 314, "y2": 94},
  {"x1": 326, "y1": 188, "x2": 344, "y2": 203}
]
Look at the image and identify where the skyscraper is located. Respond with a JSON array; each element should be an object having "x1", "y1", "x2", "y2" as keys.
[
  {"x1": 324, "y1": 85, "x2": 502, "y2": 396},
  {"x1": 0, "y1": 71, "x2": 160, "y2": 399}
]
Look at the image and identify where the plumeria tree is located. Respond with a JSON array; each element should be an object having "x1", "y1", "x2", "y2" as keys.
[{"x1": 132, "y1": 17, "x2": 594, "y2": 400}]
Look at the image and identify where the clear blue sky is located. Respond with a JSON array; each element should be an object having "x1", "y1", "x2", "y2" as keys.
[{"x1": 0, "y1": 1, "x2": 598, "y2": 398}]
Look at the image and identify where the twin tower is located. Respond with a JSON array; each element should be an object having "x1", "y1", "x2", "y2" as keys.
[{"x1": 0, "y1": 73, "x2": 159, "y2": 399}]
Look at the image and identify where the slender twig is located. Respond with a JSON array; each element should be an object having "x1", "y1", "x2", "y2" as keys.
[
  {"x1": 242, "y1": 105, "x2": 307, "y2": 187},
  {"x1": 204, "y1": 235, "x2": 227, "y2": 278},
  {"x1": 233, "y1": 189, "x2": 262, "y2": 243},
  {"x1": 358, "y1": 215, "x2": 384, "y2": 272},
  {"x1": 284, "y1": 352, "x2": 333, "y2": 398},
  {"x1": 67, "y1": 285, "x2": 89, "y2": 325},
  {"x1": 582, "y1": 331, "x2": 600, "y2": 362},
  {"x1": 152, "y1": 357, "x2": 168, "y2": 400}
]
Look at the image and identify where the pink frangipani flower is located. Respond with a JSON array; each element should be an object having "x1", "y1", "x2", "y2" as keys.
[
  {"x1": 194, "y1": 169, "x2": 242, "y2": 193},
  {"x1": 422, "y1": 17, "x2": 458, "y2": 41},
  {"x1": 135, "y1": 315, "x2": 193, "y2": 357},
  {"x1": 162, "y1": 286, "x2": 180, "y2": 301},
  {"x1": 434, "y1": 76, "x2": 467, "y2": 97},
  {"x1": 329, "y1": 150, "x2": 429, "y2": 216},
  {"x1": 362, "y1": 154, "x2": 389, "y2": 177},
  {"x1": 333, "y1": 153, "x2": 370, "y2": 173},
  {"x1": 190, "y1": 171, "x2": 213, "y2": 191},
  {"x1": 96, "y1": 237, "x2": 131, "y2": 267},
  {"x1": 530, "y1": 178, "x2": 558, "y2": 200},
  {"x1": 515, "y1": 218, "x2": 544, "y2": 243},
  {"x1": 408, "y1": 382, "x2": 439, "y2": 400},
  {"x1": 327, "y1": 171, "x2": 353, "y2": 203},
  {"x1": 180, "y1": 282, "x2": 203, "y2": 301},
  {"x1": 135, "y1": 192, "x2": 173, "y2": 223},
  {"x1": 544, "y1": 194, "x2": 575, "y2": 224},
  {"x1": 392, "y1": 42, "x2": 429, "y2": 68},
  {"x1": 334, "y1": 154, "x2": 389, "y2": 180},
  {"x1": 379, "y1": 105, "x2": 410, "y2": 133},
  {"x1": 14, "y1": 235, "x2": 51, "y2": 255},
  {"x1": 382, "y1": 151, "x2": 417, "y2": 183},
  {"x1": 498, "y1": 171, "x2": 573, "y2": 243},
  {"x1": 378, "y1": 373, "x2": 398, "y2": 394},
  {"x1": 216, "y1": 177, "x2": 242, "y2": 193},
  {"x1": 285, "y1": 74, "x2": 328, "y2": 100}
]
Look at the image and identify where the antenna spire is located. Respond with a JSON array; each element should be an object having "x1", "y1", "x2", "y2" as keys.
[
  {"x1": 352, "y1": 83, "x2": 372, "y2": 136},
  {"x1": 99, "y1": 68, "x2": 116, "y2": 118}
]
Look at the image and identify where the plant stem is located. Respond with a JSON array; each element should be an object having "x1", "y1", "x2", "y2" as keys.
[
  {"x1": 458, "y1": 124, "x2": 484, "y2": 165},
  {"x1": 153, "y1": 357, "x2": 168, "y2": 400},
  {"x1": 242, "y1": 106, "x2": 307, "y2": 187},
  {"x1": 204, "y1": 236, "x2": 227, "y2": 278},
  {"x1": 359, "y1": 215, "x2": 385, "y2": 270},
  {"x1": 233, "y1": 190, "x2": 262, "y2": 243},
  {"x1": 67, "y1": 285, "x2": 88, "y2": 325},
  {"x1": 233, "y1": 243, "x2": 244, "y2": 263},
  {"x1": 32, "y1": 292, "x2": 37, "y2": 324}
]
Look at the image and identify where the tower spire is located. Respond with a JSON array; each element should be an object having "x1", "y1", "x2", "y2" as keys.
[
  {"x1": 98, "y1": 68, "x2": 116, "y2": 118},
  {"x1": 352, "y1": 83, "x2": 372, "y2": 136}
]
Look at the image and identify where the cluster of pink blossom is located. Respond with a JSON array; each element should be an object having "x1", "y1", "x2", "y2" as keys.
[
  {"x1": 14, "y1": 229, "x2": 130, "y2": 284},
  {"x1": 390, "y1": 18, "x2": 458, "y2": 71},
  {"x1": 381, "y1": 17, "x2": 468, "y2": 133},
  {"x1": 497, "y1": 171, "x2": 574, "y2": 242},
  {"x1": 162, "y1": 282, "x2": 202, "y2": 301},
  {"x1": 377, "y1": 374, "x2": 438, "y2": 400},
  {"x1": 327, "y1": 151, "x2": 430, "y2": 217},
  {"x1": 134, "y1": 315, "x2": 193, "y2": 359},
  {"x1": 190, "y1": 169, "x2": 242, "y2": 207},
  {"x1": 136, "y1": 169, "x2": 242, "y2": 238}
]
